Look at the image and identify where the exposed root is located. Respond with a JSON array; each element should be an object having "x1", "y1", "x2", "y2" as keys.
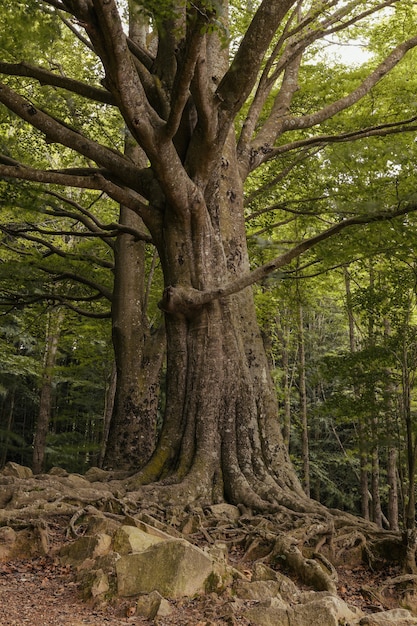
[{"x1": 271, "y1": 533, "x2": 338, "y2": 593}]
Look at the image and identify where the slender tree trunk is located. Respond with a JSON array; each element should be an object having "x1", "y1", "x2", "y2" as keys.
[
  {"x1": 276, "y1": 311, "x2": 292, "y2": 450},
  {"x1": 297, "y1": 300, "x2": 310, "y2": 497},
  {"x1": 384, "y1": 319, "x2": 399, "y2": 531},
  {"x1": 99, "y1": 361, "x2": 117, "y2": 467},
  {"x1": 0, "y1": 386, "x2": 15, "y2": 469},
  {"x1": 32, "y1": 307, "x2": 65, "y2": 474},
  {"x1": 371, "y1": 441, "x2": 383, "y2": 528},
  {"x1": 344, "y1": 268, "x2": 369, "y2": 519},
  {"x1": 103, "y1": 210, "x2": 165, "y2": 471},
  {"x1": 387, "y1": 447, "x2": 399, "y2": 531},
  {"x1": 403, "y1": 343, "x2": 416, "y2": 530}
]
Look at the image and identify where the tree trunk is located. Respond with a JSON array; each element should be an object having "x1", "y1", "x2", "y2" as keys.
[
  {"x1": 297, "y1": 300, "x2": 310, "y2": 497},
  {"x1": 371, "y1": 443, "x2": 382, "y2": 528},
  {"x1": 384, "y1": 319, "x2": 399, "y2": 531},
  {"x1": 344, "y1": 268, "x2": 370, "y2": 519},
  {"x1": 99, "y1": 361, "x2": 117, "y2": 468},
  {"x1": 276, "y1": 311, "x2": 292, "y2": 450},
  {"x1": 32, "y1": 307, "x2": 64, "y2": 474},
  {"x1": 387, "y1": 447, "x2": 399, "y2": 531},
  {"x1": 0, "y1": 386, "x2": 16, "y2": 469},
  {"x1": 129, "y1": 139, "x2": 307, "y2": 512},
  {"x1": 103, "y1": 209, "x2": 165, "y2": 471}
]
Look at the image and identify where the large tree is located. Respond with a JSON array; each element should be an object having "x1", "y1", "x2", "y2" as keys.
[{"x1": 1, "y1": 0, "x2": 417, "y2": 512}]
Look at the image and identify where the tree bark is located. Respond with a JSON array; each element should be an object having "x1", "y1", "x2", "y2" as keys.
[
  {"x1": 103, "y1": 208, "x2": 165, "y2": 471},
  {"x1": 129, "y1": 136, "x2": 308, "y2": 512},
  {"x1": 32, "y1": 307, "x2": 64, "y2": 474},
  {"x1": 297, "y1": 299, "x2": 310, "y2": 497}
]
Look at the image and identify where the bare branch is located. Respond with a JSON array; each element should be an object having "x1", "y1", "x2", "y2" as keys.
[
  {"x1": 0, "y1": 160, "x2": 158, "y2": 231},
  {"x1": 261, "y1": 116, "x2": 417, "y2": 165},
  {"x1": 165, "y1": 17, "x2": 206, "y2": 140}
]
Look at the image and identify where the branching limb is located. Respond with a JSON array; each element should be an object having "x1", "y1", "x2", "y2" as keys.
[
  {"x1": 251, "y1": 34, "x2": 417, "y2": 161},
  {"x1": 165, "y1": 14, "x2": 206, "y2": 140},
  {"x1": 216, "y1": 0, "x2": 298, "y2": 123},
  {"x1": 0, "y1": 82, "x2": 141, "y2": 188},
  {"x1": 0, "y1": 160, "x2": 159, "y2": 231},
  {"x1": 0, "y1": 62, "x2": 114, "y2": 104},
  {"x1": 160, "y1": 201, "x2": 417, "y2": 315}
]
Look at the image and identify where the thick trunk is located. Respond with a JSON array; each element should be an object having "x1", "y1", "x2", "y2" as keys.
[
  {"x1": 130, "y1": 143, "x2": 307, "y2": 512},
  {"x1": 103, "y1": 210, "x2": 164, "y2": 471}
]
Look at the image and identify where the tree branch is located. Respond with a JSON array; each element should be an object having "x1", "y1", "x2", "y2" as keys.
[
  {"x1": 251, "y1": 34, "x2": 417, "y2": 159},
  {"x1": 216, "y1": 0, "x2": 297, "y2": 121},
  {"x1": 261, "y1": 116, "x2": 417, "y2": 165},
  {"x1": 0, "y1": 82, "x2": 143, "y2": 188},
  {"x1": 0, "y1": 160, "x2": 159, "y2": 232},
  {"x1": 160, "y1": 201, "x2": 417, "y2": 313},
  {"x1": 164, "y1": 15, "x2": 206, "y2": 140},
  {"x1": 0, "y1": 62, "x2": 114, "y2": 104}
]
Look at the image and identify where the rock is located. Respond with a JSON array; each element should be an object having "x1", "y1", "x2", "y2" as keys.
[
  {"x1": 136, "y1": 591, "x2": 165, "y2": 619},
  {"x1": 60, "y1": 533, "x2": 112, "y2": 565},
  {"x1": 126, "y1": 517, "x2": 179, "y2": 542},
  {"x1": 244, "y1": 596, "x2": 290, "y2": 626},
  {"x1": 48, "y1": 467, "x2": 68, "y2": 477},
  {"x1": 1, "y1": 462, "x2": 32, "y2": 479},
  {"x1": 252, "y1": 562, "x2": 279, "y2": 582},
  {"x1": 90, "y1": 569, "x2": 109, "y2": 597},
  {"x1": 116, "y1": 538, "x2": 213, "y2": 598},
  {"x1": 358, "y1": 608, "x2": 417, "y2": 625},
  {"x1": 112, "y1": 525, "x2": 164, "y2": 555},
  {"x1": 157, "y1": 597, "x2": 172, "y2": 617},
  {"x1": 85, "y1": 513, "x2": 120, "y2": 537},
  {"x1": 208, "y1": 503, "x2": 240, "y2": 521},
  {"x1": 0, "y1": 526, "x2": 17, "y2": 561},
  {"x1": 250, "y1": 563, "x2": 299, "y2": 602},
  {"x1": 234, "y1": 580, "x2": 287, "y2": 603},
  {"x1": 244, "y1": 594, "x2": 359, "y2": 626},
  {"x1": 0, "y1": 526, "x2": 16, "y2": 544},
  {"x1": 84, "y1": 467, "x2": 111, "y2": 483},
  {"x1": 290, "y1": 595, "x2": 359, "y2": 625},
  {"x1": 206, "y1": 542, "x2": 237, "y2": 591},
  {"x1": 65, "y1": 473, "x2": 91, "y2": 488}
]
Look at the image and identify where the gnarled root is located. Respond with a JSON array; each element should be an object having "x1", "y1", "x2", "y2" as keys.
[{"x1": 270, "y1": 533, "x2": 338, "y2": 593}]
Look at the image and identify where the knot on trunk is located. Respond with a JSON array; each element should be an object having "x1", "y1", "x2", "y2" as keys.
[{"x1": 158, "y1": 285, "x2": 208, "y2": 317}]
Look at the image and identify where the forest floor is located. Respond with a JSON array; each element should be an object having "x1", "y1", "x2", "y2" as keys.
[{"x1": 0, "y1": 518, "x2": 403, "y2": 626}]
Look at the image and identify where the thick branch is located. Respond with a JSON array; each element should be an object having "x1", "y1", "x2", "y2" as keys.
[
  {"x1": 0, "y1": 62, "x2": 114, "y2": 104},
  {"x1": 164, "y1": 18, "x2": 205, "y2": 140},
  {"x1": 87, "y1": 0, "x2": 163, "y2": 154},
  {"x1": 48, "y1": 270, "x2": 112, "y2": 301},
  {"x1": 261, "y1": 116, "x2": 417, "y2": 165},
  {"x1": 0, "y1": 82, "x2": 142, "y2": 188},
  {"x1": 0, "y1": 161, "x2": 159, "y2": 231},
  {"x1": 216, "y1": 0, "x2": 297, "y2": 120}
]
